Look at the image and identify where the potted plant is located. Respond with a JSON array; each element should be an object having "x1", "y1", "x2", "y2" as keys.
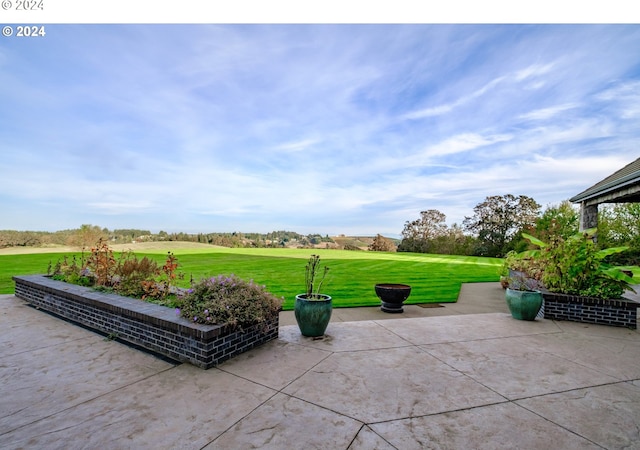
[
  {"x1": 294, "y1": 254, "x2": 332, "y2": 337},
  {"x1": 500, "y1": 251, "x2": 522, "y2": 289},
  {"x1": 518, "y1": 229, "x2": 640, "y2": 328},
  {"x1": 500, "y1": 248, "x2": 545, "y2": 321},
  {"x1": 522, "y1": 230, "x2": 637, "y2": 299},
  {"x1": 504, "y1": 270, "x2": 544, "y2": 321},
  {"x1": 500, "y1": 249, "x2": 544, "y2": 289}
]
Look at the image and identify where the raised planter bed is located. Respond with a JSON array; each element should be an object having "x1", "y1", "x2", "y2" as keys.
[
  {"x1": 542, "y1": 291, "x2": 639, "y2": 329},
  {"x1": 13, "y1": 275, "x2": 279, "y2": 369}
]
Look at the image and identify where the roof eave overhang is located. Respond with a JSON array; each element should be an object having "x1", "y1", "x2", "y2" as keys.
[{"x1": 570, "y1": 172, "x2": 640, "y2": 205}]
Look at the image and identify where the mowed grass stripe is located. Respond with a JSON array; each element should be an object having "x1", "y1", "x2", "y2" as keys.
[{"x1": 0, "y1": 248, "x2": 502, "y2": 310}]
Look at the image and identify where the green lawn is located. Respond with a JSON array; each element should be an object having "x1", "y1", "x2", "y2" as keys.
[{"x1": 0, "y1": 247, "x2": 502, "y2": 310}]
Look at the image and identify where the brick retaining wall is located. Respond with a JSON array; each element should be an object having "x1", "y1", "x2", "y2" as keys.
[
  {"x1": 542, "y1": 291, "x2": 638, "y2": 329},
  {"x1": 13, "y1": 275, "x2": 279, "y2": 369}
]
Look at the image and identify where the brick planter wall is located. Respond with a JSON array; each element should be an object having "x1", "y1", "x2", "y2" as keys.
[
  {"x1": 13, "y1": 275, "x2": 279, "y2": 369},
  {"x1": 542, "y1": 291, "x2": 638, "y2": 329}
]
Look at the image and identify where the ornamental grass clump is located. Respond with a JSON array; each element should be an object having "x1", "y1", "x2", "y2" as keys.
[{"x1": 177, "y1": 274, "x2": 283, "y2": 331}]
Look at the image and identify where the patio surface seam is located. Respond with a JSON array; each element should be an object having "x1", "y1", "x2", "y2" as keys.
[{"x1": 2, "y1": 284, "x2": 639, "y2": 449}]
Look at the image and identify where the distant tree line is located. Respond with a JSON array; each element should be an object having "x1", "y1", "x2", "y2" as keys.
[
  {"x1": 158, "y1": 230, "x2": 335, "y2": 248},
  {"x1": 0, "y1": 226, "x2": 337, "y2": 250},
  {"x1": 397, "y1": 194, "x2": 640, "y2": 261},
  {"x1": 0, "y1": 225, "x2": 152, "y2": 249}
]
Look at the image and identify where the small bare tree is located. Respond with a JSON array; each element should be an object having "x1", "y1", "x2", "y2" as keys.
[{"x1": 368, "y1": 234, "x2": 396, "y2": 252}]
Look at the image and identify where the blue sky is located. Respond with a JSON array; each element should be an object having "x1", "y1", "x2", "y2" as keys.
[{"x1": 1, "y1": 24, "x2": 639, "y2": 236}]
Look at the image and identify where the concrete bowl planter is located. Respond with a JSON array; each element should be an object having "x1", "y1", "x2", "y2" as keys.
[
  {"x1": 12, "y1": 274, "x2": 279, "y2": 369},
  {"x1": 374, "y1": 283, "x2": 412, "y2": 313}
]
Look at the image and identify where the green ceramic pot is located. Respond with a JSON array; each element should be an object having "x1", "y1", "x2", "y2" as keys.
[
  {"x1": 294, "y1": 294, "x2": 332, "y2": 337},
  {"x1": 505, "y1": 288, "x2": 543, "y2": 321}
]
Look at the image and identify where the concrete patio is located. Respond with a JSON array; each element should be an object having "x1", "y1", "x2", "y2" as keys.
[{"x1": 1, "y1": 283, "x2": 639, "y2": 449}]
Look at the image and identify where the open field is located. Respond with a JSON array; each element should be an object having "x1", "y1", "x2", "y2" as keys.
[
  {"x1": 0, "y1": 241, "x2": 226, "y2": 255},
  {"x1": 0, "y1": 244, "x2": 502, "y2": 310}
]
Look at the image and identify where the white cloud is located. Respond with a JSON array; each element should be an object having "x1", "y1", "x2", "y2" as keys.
[
  {"x1": 518, "y1": 103, "x2": 579, "y2": 121},
  {"x1": 87, "y1": 201, "x2": 155, "y2": 215},
  {"x1": 400, "y1": 61, "x2": 559, "y2": 122},
  {"x1": 400, "y1": 76, "x2": 507, "y2": 121},
  {"x1": 596, "y1": 80, "x2": 640, "y2": 119},
  {"x1": 273, "y1": 138, "x2": 321, "y2": 153},
  {"x1": 421, "y1": 133, "x2": 513, "y2": 159},
  {"x1": 514, "y1": 62, "x2": 556, "y2": 82},
  {"x1": 401, "y1": 104, "x2": 454, "y2": 120}
]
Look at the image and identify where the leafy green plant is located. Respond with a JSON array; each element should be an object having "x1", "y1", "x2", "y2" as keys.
[
  {"x1": 49, "y1": 255, "x2": 93, "y2": 286},
  {"x1": 176, "y1": 274, "x2": 283, "y2": 331},
  {"x1": 522, "y1": 229, "x2": 639, "y2": 299},
  {"x1": 303, "y1": 254, "x2": 330, "y2": 299},
  {"x1": 104, "y1": 332, "x2": 119, "y2": 341}
]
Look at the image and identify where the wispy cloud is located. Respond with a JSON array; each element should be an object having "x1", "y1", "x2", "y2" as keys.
[
  {"x1": 514, "y1": 62, "x2": 556, "y2": 81},
  {"x1": 519, "y1": 103, "x2": 579, "y2": 121},
  {"x1": 596, "y1": 80, "x2": 640, "y2": 119},
  {"x1": 273, "y1": 138, "x2": 321, "y2": 153},
  {"x1": 400, "y1": 61, "x2": 557, "y2": 122},
  {"x1": 400, "y1": 75, "x2": 507, "y2": 120},
  {"x1": 421, "y1": 133, "x2": 513, "y2": 158}
]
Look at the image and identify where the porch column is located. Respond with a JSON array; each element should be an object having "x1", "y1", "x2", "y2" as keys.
[{"x1": 579, "y1": 203, "x2": 598, "y2": 231}]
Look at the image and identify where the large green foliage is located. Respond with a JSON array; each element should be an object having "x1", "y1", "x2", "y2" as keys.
[
  {"x1": 532, "y1": 200, "x2": 580, "y2": 241},
  {"x1": 597, "y1": 203, "x2": 640, "y2": 265},
  {"x1": 523, "y1": 229, "x2": 638, "y2": 299}
]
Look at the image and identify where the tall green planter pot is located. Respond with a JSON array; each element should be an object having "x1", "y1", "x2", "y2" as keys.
[
  {"x1": 505, "y1": 288, "x2": 543, "y2": 321},
  {"x1": 294, "y1": 294, "x2": 332, "y2": 337}
]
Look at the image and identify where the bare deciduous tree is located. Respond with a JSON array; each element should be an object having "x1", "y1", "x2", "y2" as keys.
[{"x1": 368, "y1": 234, "x2": 396, "y2": 252}]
